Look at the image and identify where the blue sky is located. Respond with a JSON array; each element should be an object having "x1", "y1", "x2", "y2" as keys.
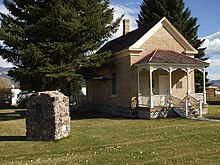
[
  {"x1": 0, "y1": 0, "x2": 220, "y2": 80},
  {"x1": 111, "y1": 0, "x2": 220, "y2": 37}
]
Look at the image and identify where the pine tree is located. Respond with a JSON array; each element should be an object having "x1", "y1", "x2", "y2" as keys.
[
  {"x1": 0, "y1": 0, "x2": 122, "y2": 95},
  {"x1": 137, "y1": 0, "x2": 209, "y2": 92}
]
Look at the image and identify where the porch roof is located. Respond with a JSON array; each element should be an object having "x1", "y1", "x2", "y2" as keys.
[{"x1": 135, "y1": 50, "x2": 209, "y2": 66}]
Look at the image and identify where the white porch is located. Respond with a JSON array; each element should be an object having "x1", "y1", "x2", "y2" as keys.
[{"x1": 136, "y1": 65, "x2": 208, "y2": 118}]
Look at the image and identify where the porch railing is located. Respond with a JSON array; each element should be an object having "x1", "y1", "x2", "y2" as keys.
[
  {"x1": 170, "y1": 95, "x2": 186, "y2": 117},
  {"x1": 138, "y1": 95, "x2": 170, "y2": 107},
  {"x1": 138, "y1": 94, "x2": 203, "y2": 117},
  {"x1": 152, "y1": 95, "x2": 169, "y2": 106},
  {"x1": 187, "y1": 94, "x2": 202, "y2": 116},
  {"x1": 190, "y1": 93, "x2": 203, "y2": 103},
  {"x1": 170, "y1": 95, "x2": 185, "y2": 110},
  {"x1": 138, "y1": 95, "x2": 150, "y2": 107}
]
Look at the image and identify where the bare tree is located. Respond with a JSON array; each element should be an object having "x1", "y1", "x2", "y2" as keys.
[{"x1": 0, "y1": 76, "x2": 12, "y2": 90}]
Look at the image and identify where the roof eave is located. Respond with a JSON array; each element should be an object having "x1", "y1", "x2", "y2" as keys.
[
  {"x1": 183, "y1": 50, "x2": 198, "y2": 54},
  {"x1": 114, "y1": 47, "x2": 144, "y2": 55},
  {"x1": 135, "y1": 62, "x2": 209, "y2": 68}
]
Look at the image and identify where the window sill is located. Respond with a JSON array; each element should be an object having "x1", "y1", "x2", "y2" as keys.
[{"x1": 111, "y1": 95, "x2": 117, "y2": 97}]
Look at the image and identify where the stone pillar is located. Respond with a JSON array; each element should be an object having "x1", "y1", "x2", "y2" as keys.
[{"x1": 26, "y1": 91, "x2": 70, "y2": 141}]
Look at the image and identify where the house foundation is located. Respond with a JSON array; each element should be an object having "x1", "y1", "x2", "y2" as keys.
[{"x1": 93, "y1": 104, "x2": 179, "y2": 119}]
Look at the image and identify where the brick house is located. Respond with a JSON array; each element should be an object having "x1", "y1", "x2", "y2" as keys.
[{"x1": 87, "y1": 17, "x2": 209, "y2": 119}]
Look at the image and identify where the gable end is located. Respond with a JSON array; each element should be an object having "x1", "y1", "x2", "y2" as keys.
[{"x1": 130, "y1": 17, "x2": 198, "y2": 55}]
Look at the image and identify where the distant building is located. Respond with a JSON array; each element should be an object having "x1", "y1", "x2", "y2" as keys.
[
  {"x1": 11, "y1": 85, "x2": 21, "y2": 106},
  {"x1": 207, "y1": 85, "x2": 220, "y2": 97}
]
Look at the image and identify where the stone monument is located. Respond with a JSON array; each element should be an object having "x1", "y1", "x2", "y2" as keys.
[{"x1": 26, "y1": 91, "x2": 70, "y2": 141}]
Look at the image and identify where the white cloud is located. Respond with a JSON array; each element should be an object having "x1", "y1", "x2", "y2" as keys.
[
  {"x1": 202, "y1": 31, "x2": 220, "y2": 56},
  {"x1": 0, "y1": 4, "x2": 9, "y2": 14},
  {"x1": 207, "y1": 73, "x2": 220, "y2": 80},
  {"x1": 202, "y1": 31, "x2": 220, "y2": 80},
  {"x1": 203, "y1": 31, "x2": 220, "y2": 41},
  {"x1": 0, "y1": 57, "x2": 13, "y2": 67},
  {"x1": 110, "y1": 3, "x2": 138, "y2": 39},
  {"x1": 0, "y1": 5, "x2": 13, "y2": 68},
  {"x1": 206, "y1": 58, "x2": 220, "y2": 67}
]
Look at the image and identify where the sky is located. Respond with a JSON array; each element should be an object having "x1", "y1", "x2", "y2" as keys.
[{"x1": 0, "y1": 0, "x2": 220, "y2": 80}]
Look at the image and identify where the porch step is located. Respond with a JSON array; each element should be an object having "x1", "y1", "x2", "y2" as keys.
[
  {"x1": 173, "y1": 108, "x2": 186, "y2": 118},
  {"x1": 188, "y1": 105, "x2": 200, "y2": 117}
]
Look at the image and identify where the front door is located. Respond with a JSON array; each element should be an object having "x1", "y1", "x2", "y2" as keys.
[{"x1": 159, "y1": 75, "x2": 169, "y2": 95}]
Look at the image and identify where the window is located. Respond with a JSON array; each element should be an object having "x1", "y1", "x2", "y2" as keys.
[
  {"x1": 176, "y1": 81, "x2": 183, "y2": 89},
  {"x1": 112, "y1": 73, "x2": 116, "y2": 95}
]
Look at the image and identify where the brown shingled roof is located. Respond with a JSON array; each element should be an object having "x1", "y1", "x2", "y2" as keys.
[
  {"x1": 136, "y1": 50, "x2": 209, "y2": 65},
  {"x1": 98, "y1": 19, "x2": 160, "y2": 54}
]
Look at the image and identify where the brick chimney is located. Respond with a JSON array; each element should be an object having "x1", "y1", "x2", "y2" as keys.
[{"x1": 123, "y1": 19, "x2": 130, "y2": 35}]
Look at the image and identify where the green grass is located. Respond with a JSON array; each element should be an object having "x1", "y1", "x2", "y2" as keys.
[
  {"x1": 204, "y1": 105, "x2": 220, "y2": 119},
  {"x1": 0, "y1": 107, "x2": 220, "y2": 165}
]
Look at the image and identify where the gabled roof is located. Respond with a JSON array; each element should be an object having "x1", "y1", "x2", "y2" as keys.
[
  {"x1": 135, "y1": 50, "x2": 209, "y2": 66},
  {"x1": 98, "y1": 19, "x2": 160, "y2": 54},
  {"x1": 98, "y1": 17, "x2": 198, "y2": 54}
]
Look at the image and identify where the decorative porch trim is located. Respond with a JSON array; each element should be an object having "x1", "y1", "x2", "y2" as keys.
[{"x1": 149, "y1": 67, "x2": 157, "y2": 108}]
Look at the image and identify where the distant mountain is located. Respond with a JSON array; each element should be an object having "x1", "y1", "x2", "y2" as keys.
[
  {"x1": 0, "y1": 67, "x2": 11, "y2": 76},
  {"x1": 210, "y1": 80, "x2": 220, "y2": 86}
]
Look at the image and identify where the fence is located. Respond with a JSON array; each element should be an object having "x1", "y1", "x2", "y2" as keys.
[
  {"x1": 207, "y1": 95, "x2": 220, "y2": 102},
  {"x1": 207, "y1": 95, "x2": 220, "y2": 105}
]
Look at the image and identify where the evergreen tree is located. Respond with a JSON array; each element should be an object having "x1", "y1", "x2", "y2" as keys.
[
  {"x1": 0, "y1": 0, "x2": 122, "y2": 95},
  {"x1": 137, "y1": 0, "x2": 209, "y2": 92}
]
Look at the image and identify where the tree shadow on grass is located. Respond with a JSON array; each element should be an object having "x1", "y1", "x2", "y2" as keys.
[
  {"x1": 0, "y1": 136, "x2": 26, "y2": 141},
  {"x1": 0, "y1": 109, "x2": 26, "y2": 122},
  {"x1": 71, "y1": 111, "x2": 106, "y2": 120},
  {"x1": 70, "y1": 110, "x2": 138, "y2": 120}
]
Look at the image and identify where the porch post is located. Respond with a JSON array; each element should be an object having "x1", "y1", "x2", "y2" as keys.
[
  {"x1": 203, "y1": 68, "x2": 207, "y2": 104},
  {"x1": 168, "y1": 67, "x2": 173, "y2": 106},
  {"x1": 149, "y1": 67, "x2": 154, "y2": 108},
  {"x1": 185, "y1": 68, "x2": 191, "y2": 117},
  {"x1": 169, "y1": 67, "x2": 173, "y2": 95},
  {"x1": 137, "y1": 69, "x2": 140, "y2": 96},
  {"x1": 137, "y1": 68, "x2": 140, "y2": 107},
  {"x1": 186, "y1": 68, "x2": 191, "y2": 95}
]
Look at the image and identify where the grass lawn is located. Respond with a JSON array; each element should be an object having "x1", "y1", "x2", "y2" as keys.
[
  {"x1": 204, "y1": 105, "x2": 220, "y2": 119},
  {"x1": 0, "y1": 106, "x2": 220, "y2": 165}
]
